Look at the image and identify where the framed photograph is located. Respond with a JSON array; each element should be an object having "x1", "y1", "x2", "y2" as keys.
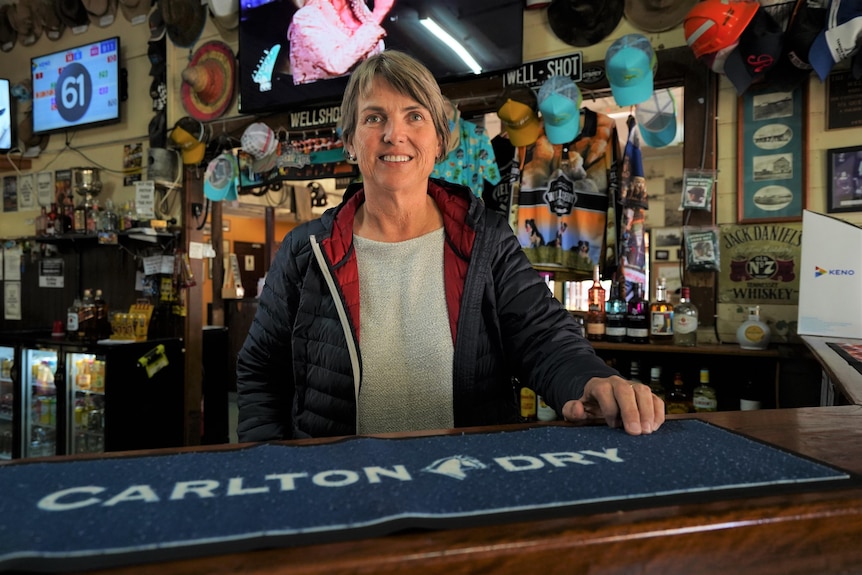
[
  {"x1": 826, "y1": 146, "x2": 862, "y2": 213},
  {"x1": 737, "y1": 85, "x2": 807, "y2": 223}
]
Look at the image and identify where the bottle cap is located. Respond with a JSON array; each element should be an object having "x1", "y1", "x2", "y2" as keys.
[
  {"x1": 700, "y1": 369, "x2": 710, "y2": 383},
  {"x1": 51, "y1": 320, "x2": 65, "y2": 338},
  {"x1": 650, "y1": 366, "x2": 661, "y2": 378}
]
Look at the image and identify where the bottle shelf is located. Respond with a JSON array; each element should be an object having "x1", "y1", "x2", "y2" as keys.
[{"x1": 590, "y1": 341, "x2": 780, "y2": 358}]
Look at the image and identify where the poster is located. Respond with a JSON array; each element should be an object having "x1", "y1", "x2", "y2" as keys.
[
  {"x1": 17, "y1": 174, "x2": 35, "y2": 210},
  {"x1": 717, "y1": 222, "x2": 803, "y2": 343},
  {"x1": 3, "y1": 175, "x2": 17, "y2": 213}
]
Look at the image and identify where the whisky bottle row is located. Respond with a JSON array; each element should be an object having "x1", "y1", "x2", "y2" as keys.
[
  {"x1": 583, "y1": 270, "x2": 699, "y2": 347},
  {"x1": 633, "y1": 364, "x2": 762, "y2": 413},
  {"x1": 66, "y1": 288, "x2": 112, "y2": 342}
]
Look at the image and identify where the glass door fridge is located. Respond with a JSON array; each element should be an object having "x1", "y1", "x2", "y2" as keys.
[
  {"x1": 0, "y1": 344, "x2": 16, "y2": 460},
  {"x1": 67, "y1": 351, "x2": 106, "y2": 454},
  {"x1": 21, "y1": 346, "x2": 61, "y2": 458}
]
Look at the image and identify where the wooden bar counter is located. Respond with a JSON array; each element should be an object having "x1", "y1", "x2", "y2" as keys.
[{"x1": 64, "y1": 406, "x2": 862, "y2": 575}]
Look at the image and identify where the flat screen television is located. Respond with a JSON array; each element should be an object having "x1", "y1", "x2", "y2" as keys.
[
  {"x1": 238, "y1": 0, "x2": 524, "y2": 114},
  {"x1": 31, "y1": 36, "x2": 121, "y2": 135},
  {"x1": 0, "y1": 78, "x2": 13, "y2": 152}
]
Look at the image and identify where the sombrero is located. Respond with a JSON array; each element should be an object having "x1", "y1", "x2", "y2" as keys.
[{"x1": 181, "y1": 40, "x2": 236, "y2": 121}]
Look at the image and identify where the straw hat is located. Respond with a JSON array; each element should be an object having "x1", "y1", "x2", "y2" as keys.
[{"x1": 181, "y1": 40, "x2": 236, "y2": 121}]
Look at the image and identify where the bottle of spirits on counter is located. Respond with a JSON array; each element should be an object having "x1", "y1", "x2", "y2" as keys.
[
  {"x1": 666, "y1": 372, "x2": 693, "y2": 414},
  {"x1": 605, "y1": 278, "x2": 627, "y2": 343},
  {"x1": 586, "y1": 265, "x2": 606, "y2": 341},
  {"x1": 78, "y1": 289, "x2": 96, "y2": 342},
  {"x1": 648, "y1": 366, "x2": 666, "y2": 402},
  {"x1": 693, "y1": 368, "x2": 718, "y2": 412},
  {"x1": 739, "y1": 379, "x2": 762, "y2": 411},
  {"x1": 518, "y1": 379, "x2": 537, "y2": 423},
  {"x1": 673, "y1": 286, "x2": 698, "y2": 347},
  {"x1": 649, "y1": 277, "x2": 674, "y2": 344},
  {"x1": 737, "y1": 305, "x2": 771, "y2": 350},
  {"x1": 625, "y1": 282, "x2": 649, "y2": 344}
]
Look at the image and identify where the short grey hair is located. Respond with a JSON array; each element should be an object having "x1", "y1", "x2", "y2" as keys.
[{"x1": 340, "y1": 50, "x2": 450, "y2": 160}]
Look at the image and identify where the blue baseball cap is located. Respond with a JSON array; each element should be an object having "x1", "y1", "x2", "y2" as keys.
[
  {"x1": 204, "y1": 151, "x2": 239, "y2": 202},
  {"x1": 605, "y1": 34, "x2": 656, "y2": 107},
  {"x1": 809, "y1": 0, "x2": 862, "y2": 81},
  {"x1": 537, "y1": 75, "x2": 582, "y2": 145},
  {"x1": 635, "y1": 89, "x2": 677, "y2": 148}
]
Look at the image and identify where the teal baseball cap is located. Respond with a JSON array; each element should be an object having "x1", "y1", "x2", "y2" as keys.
[
  {"x1": 636, "y1": 89, "x2": 677, "y2": 148},
  {"x1": 538, "y1": 75, "x2": 582, "y2": 145},
  {"x1": 204, "y1": 151, "x2": 239, "y2": 202},
  {"x1": 606, "y1": 33, "x2": 656, "y2": 107}
]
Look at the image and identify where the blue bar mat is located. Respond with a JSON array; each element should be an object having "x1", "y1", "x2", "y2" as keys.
[{"x1": 0, "y1": 419, "x2": 855, "y2": 573}]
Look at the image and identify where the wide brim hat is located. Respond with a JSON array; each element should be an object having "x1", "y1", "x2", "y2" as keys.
[
  {"x1": 207, "y1": 0, "x2": 237, "y2": 35},
  {"x1": 625, "y1": 0, "x2": 699, "y2": 33},
  {"x1": 181, "y1": 40, "x2": 236, "y2": 121},
  {"x1": 118, "y1": 0, "x2": 150, "y2": 24},
  {"x1": 57, "y1": 0, "x2": 90, "y2": 28},
  {"x1": 82, "y1": 0, "x2": 117, "y2": 27},
  {"x1": 8, "y1": 0, "x2": 42, "y2": 46},
  {"x1": 34, "y1": 0, "x2": 66, "y2": 40},
  {"x1": 547, "y1": 0, "x2": 624, "y2": 47},
  {"x1": 0, "y1": 5, "x2": 17, "y2": 52},
  {"x1": 161, "y1": 0, "x2": 206, "y2": 48}
]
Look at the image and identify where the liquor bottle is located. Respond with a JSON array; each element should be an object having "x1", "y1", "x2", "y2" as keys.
[
  {"x1": 78, "y1": 289, "x2": 96, "y2": 342},
  {"x1": 648, "y1": 366, "x2": 666, "y2": 402},
  {"x1": 61, "y1": 203, "x2": 74, "y2": 233},
  {"x1": 73, "y1": 195, "x2": 90, "y2": 234},
  {"x1": 66, "y1": 298, "x2": 81, "y2": 341},
  {"x1": 605, "y1": 278, "x2": 627, "y2": 343},
  {"x1": 692, "y1": 368, "x2": 718, "y2": 412},
  {"x1": 649, "y1": 277, "x2": 674, "y2": 344},
  {"x1": 35, "y1": 206, "x2": 48, "y2": 236},
  {"x1": 94, "y1": 289, "x2": 110, "y2": 340},
  {"x1": 46, "y1": 203, "x2": 59, "y2": 236},
  {"x1": 518, "y1": 381, "x2": 537, "y2": 422},
  {"x1": 672, "y1": 286, "x2": 698, "y2": 347},
  {"x1": 737, "y1": 305, "x2": 771, "y2": 350},
  {"x1": 87, "y1": 199, "x2": 101, "y2": 233},
  {"x1": 100, "y1": 199, "x2": 119, "y2": 232},
  {"x1": 585, "y1": 264, "x2": 606, "y2": 341},
  {"x1": 739, "y1": 379, "x2": 762, "y2": 411},
  {"x1": 666, "y1": 371, "x2": 693, "y2": 414},
  {"x1": 625, "y1": 282, "x2": 649, "y2": 344}
]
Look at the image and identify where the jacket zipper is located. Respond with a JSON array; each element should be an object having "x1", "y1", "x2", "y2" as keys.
[{"x1": 309, "y1": 234, "x2": 362, "y2": 432}]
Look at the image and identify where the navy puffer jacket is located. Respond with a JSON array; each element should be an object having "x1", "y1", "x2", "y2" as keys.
[{"x1": 236, "y1": 179, "x2": 619, "y2": 441}]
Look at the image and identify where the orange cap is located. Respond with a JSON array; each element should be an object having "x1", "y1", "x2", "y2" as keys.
[{"x1": 684, "y1": 0, "x2": 759, "y2": 59}]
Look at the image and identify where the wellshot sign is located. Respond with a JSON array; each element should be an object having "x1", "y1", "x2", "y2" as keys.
[
  {"x1": 0, "y1": 422, "x2": 850, "y2": 572},
  {"x1": 503, "y1": 54, "x2": 583, "y2": 90}
]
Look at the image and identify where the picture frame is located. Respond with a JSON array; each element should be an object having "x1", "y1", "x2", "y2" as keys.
[
  {"x1": 826, "y1": 145, "x2": 862, "y2": 213},
  {"x1": 737, "y1": 85, "x2": 807, "y2": 223}
]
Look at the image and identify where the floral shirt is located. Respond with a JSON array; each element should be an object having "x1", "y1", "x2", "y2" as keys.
[{"x1": 433, "y1": 119, "x2": 500, "y2": 197}]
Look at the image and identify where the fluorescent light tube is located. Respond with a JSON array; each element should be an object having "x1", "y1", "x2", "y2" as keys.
[{"x1": 419, "y1": 17, "x2": 482, "y2": 75}]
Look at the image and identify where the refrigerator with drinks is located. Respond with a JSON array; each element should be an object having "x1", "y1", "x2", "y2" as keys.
[
  {"x1": 0, "y1": 344, "x2": 18, "y2": 460},
  {"x1": 20, "y1": 344, "x2": 61, "y2": 458},
  {"x1": 16, "y1": 337, "x2": 185, "y2": 458}
]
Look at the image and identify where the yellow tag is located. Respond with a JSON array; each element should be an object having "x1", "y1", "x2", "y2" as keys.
[{"x1": 138, "y1": 344, "x2": 168, "y2": 378}]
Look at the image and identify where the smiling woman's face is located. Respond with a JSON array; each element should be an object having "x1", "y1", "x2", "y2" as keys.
[{"x1": 347, "y1": 77, "x2": 442, "y2": 197}]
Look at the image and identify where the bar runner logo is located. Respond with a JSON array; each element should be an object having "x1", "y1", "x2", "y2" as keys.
[{"x1": 814, "y1": 266, "x2": 856, "y2": 278}]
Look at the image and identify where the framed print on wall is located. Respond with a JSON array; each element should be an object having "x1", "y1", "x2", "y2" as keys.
[
  {"x1": 826, "y1": 145, "x2": 862, "y2": 213},
  {"x1": 737, "y1": 85, "x2": 807, "y2": 223}
]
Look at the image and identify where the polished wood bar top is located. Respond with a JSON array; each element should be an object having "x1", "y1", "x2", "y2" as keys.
[
  {"x1": 71, "y1": 407, "x2": 862, "y2": 575},
  {"x1": 801, "y1": 335, "x2": 862, "y2": 405}
]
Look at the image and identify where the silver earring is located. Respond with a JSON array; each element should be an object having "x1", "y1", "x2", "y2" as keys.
[{"x1": 346, "y1": 151, "x2": 356, "y2": 162}]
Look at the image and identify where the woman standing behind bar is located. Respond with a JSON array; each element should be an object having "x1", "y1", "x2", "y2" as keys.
[{"x1": 236, "y1": 50, "x2": 664, "y2": 441}]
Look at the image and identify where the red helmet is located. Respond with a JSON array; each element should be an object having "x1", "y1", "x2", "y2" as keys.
[{"x1": 684, "y1": 0, "x2": 759, "y2": 59}]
